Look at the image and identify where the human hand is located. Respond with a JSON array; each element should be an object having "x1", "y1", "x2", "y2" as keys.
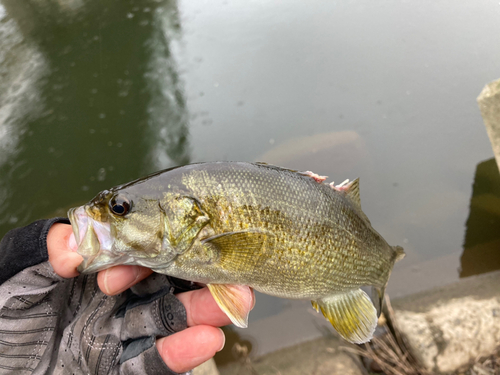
[{"x1": 46, "y1": 222, "x2": 255, "y2": 373}]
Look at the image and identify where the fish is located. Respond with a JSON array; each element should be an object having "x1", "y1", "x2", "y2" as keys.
[{"x1": 68, "y1": 161, "x2": 404, "y2": 344}]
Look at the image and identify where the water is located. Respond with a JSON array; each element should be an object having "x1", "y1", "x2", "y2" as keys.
[{"x1": 1, "y1": 0, "x2": 500, "y2": 363}]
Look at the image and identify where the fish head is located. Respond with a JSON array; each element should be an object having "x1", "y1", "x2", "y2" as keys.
[
  {"x1": 69, "y1": 179, "x2": 212, "y2": 274},
  {"x1": 68, "y1": 186, "x2": 168, "y2": 274}
]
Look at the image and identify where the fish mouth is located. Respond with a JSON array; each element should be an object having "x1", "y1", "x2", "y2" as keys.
[{"x1": 68, "y1": 206, "x2": 132, "y2": 274}]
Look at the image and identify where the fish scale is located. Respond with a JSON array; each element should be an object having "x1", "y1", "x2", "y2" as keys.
[
  {"x1": 171, "y1": 164, "x2": 389, "y2": 295},
  {"x1": 70, "y1": 161, "x2": 404, "y2": 343}
]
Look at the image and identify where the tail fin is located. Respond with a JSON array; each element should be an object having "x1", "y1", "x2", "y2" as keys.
[{"x1": 392, "y1": 245, "x2": 405, "y2": 262}]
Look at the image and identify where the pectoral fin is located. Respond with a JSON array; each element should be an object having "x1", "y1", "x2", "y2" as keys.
[
  {"x1": 202, "y1": 230, "x2": 275, "y2": 271},
  {"x1": 313, "y1": 288, "x2": 378, "y2": 344},
  {"x1": 207, "y1": 284, "x2": 253, "y2": 328}
]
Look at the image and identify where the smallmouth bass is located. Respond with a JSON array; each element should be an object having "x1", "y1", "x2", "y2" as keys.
[{"x1": 68, "y1": 162, "x2": 404, "y2": 344}]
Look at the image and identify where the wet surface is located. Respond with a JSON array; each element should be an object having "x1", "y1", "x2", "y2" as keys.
[
  {"x1": 461, "y1": 158, "x2": 500, "y2": 278},
  {"x1": 1, "y1": 0, "x2": 500, "y2": 362}
]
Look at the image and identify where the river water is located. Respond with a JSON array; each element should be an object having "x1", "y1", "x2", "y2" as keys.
[{"x1": 1, "y1": 0, "x2": 500, "y2": 363}]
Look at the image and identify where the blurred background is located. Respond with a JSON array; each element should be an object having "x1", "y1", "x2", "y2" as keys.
[{"x1": 1, "y1": 0, "x2": 500, "y2": 365}]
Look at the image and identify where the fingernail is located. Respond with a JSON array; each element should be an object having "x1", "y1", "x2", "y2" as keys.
[
  {"x1": 251, "y1": 289, "x2": 256, "y2": 311},
  {"x1": 103, "y1": 266, "x2": 139, "y2": 295},
  {"x1": 217, "y1": 328, "x2": 226, "y2": 352}
]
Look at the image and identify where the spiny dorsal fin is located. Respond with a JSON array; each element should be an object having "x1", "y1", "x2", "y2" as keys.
[
  {"x1": 342, "y1": 178, "x2": 371, "y2": 224},
  {"x1": 297, "y1": 170, "x2": 328, "y2": 183},
  {"x1": 254, "y1": 162, "x2": 298, "y2": 174},
  {"x1": 344, "y1": 178, "x2": 361, "y2": 208},
  {"x1": 313, "y1": 288, "x2": 377, "y2": 344}
]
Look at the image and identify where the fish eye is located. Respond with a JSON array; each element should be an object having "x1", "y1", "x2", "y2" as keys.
[{"x1": 109, "y1": 195, "x2": 131, "y2": 216}]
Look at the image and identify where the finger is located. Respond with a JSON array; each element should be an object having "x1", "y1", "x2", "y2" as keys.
[
  {"x1": 97, "y1": 265, "x2": 153, "y2": 296},
  {"x1": 156, "y1": 325, "x2": 225, "y2": 374},
  {"x1": 47, "y1": 223, "x2": 83, "y2": 278},
  {"x1": 177, "y1": 286, "x2": 255, "y2": 327}
]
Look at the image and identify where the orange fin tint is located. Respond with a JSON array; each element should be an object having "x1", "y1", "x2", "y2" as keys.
[{"x1": 207, "y1": 284, "x2": 253, "y2": 328}]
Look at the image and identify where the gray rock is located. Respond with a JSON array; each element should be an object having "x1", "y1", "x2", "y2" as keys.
[
  {"x1": 392, "y1": 270, "x2": 500, "y2": 374},
  {"x1": 478, "y1": 78, "x2": 500, "y2": 172},
  {"x1": 193, "y1": 358, "x2": 220, "y2": 375},
  {"x1": 218, "y1": 335, "x2": 365, "y2": 375}
]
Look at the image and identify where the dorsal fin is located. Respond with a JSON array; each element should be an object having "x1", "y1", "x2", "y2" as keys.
[
  {"x1": 344, "y1": 178, "x2": 361, "y2": 208},
  {"x1": 341, "y1": 178, "x2": 371, "y2": 225},
  {"x1": 297, "y1": 170, "x2": 328, "y2": 183}
]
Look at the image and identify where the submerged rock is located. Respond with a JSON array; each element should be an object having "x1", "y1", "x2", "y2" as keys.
[{"x1": 257, "y1": 130, "x2": 368, "y2": 177}]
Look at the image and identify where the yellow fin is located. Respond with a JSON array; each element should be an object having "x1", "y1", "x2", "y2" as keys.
[
  {"x1": 202, "y1": 230, "x2": 275, "y2": 271},
  {"x1": 315, "y1": 289, "x2": 377, "y2": 344},
  {"x1": 207, "y1": 284, "x2": 252, "y2": 328},
  {"x1": 202, "y1": 230, "x2": 270, "y2": 254},
  {"x1": 311, "y1": 301, "x2": 320, "y2": 312},
  {"x1": 344, "y1": 178, "x2": 361, "y2": 207},
  {"x1": 342, "y1": 178, "x2": 372, "y2": 225}
]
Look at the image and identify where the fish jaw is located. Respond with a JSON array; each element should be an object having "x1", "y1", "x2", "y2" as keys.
[{"x1": 68, "y1": 206, "x2": 133, "y2": 273}]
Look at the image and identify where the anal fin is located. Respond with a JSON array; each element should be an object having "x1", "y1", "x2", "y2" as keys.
[
  {"x1": 360, "y1": 285, "x2": 384, "y2": 317},
  {"x1": 313, "y1": 288, "x2": 377, "y2": 344},
  {"x1": 207, "y1": 284, "x2": 253, "y2": 328}
]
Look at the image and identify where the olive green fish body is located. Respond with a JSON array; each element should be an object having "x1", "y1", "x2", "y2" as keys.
[
  {"x1": 69, "y1": 162, "x2": 404, "y2": 344},
  {"x1": 156, "y1": 163, "x2": 395, "y2": 299}
]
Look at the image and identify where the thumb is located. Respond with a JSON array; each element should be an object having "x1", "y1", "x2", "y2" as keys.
[{"x1": 47, "y1": 223, "x2": 83, "y2": 278}]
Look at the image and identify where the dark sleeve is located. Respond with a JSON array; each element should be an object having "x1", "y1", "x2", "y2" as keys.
[{"x1": 0, "y1": 217, "x2": 70, "y2": 285}]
